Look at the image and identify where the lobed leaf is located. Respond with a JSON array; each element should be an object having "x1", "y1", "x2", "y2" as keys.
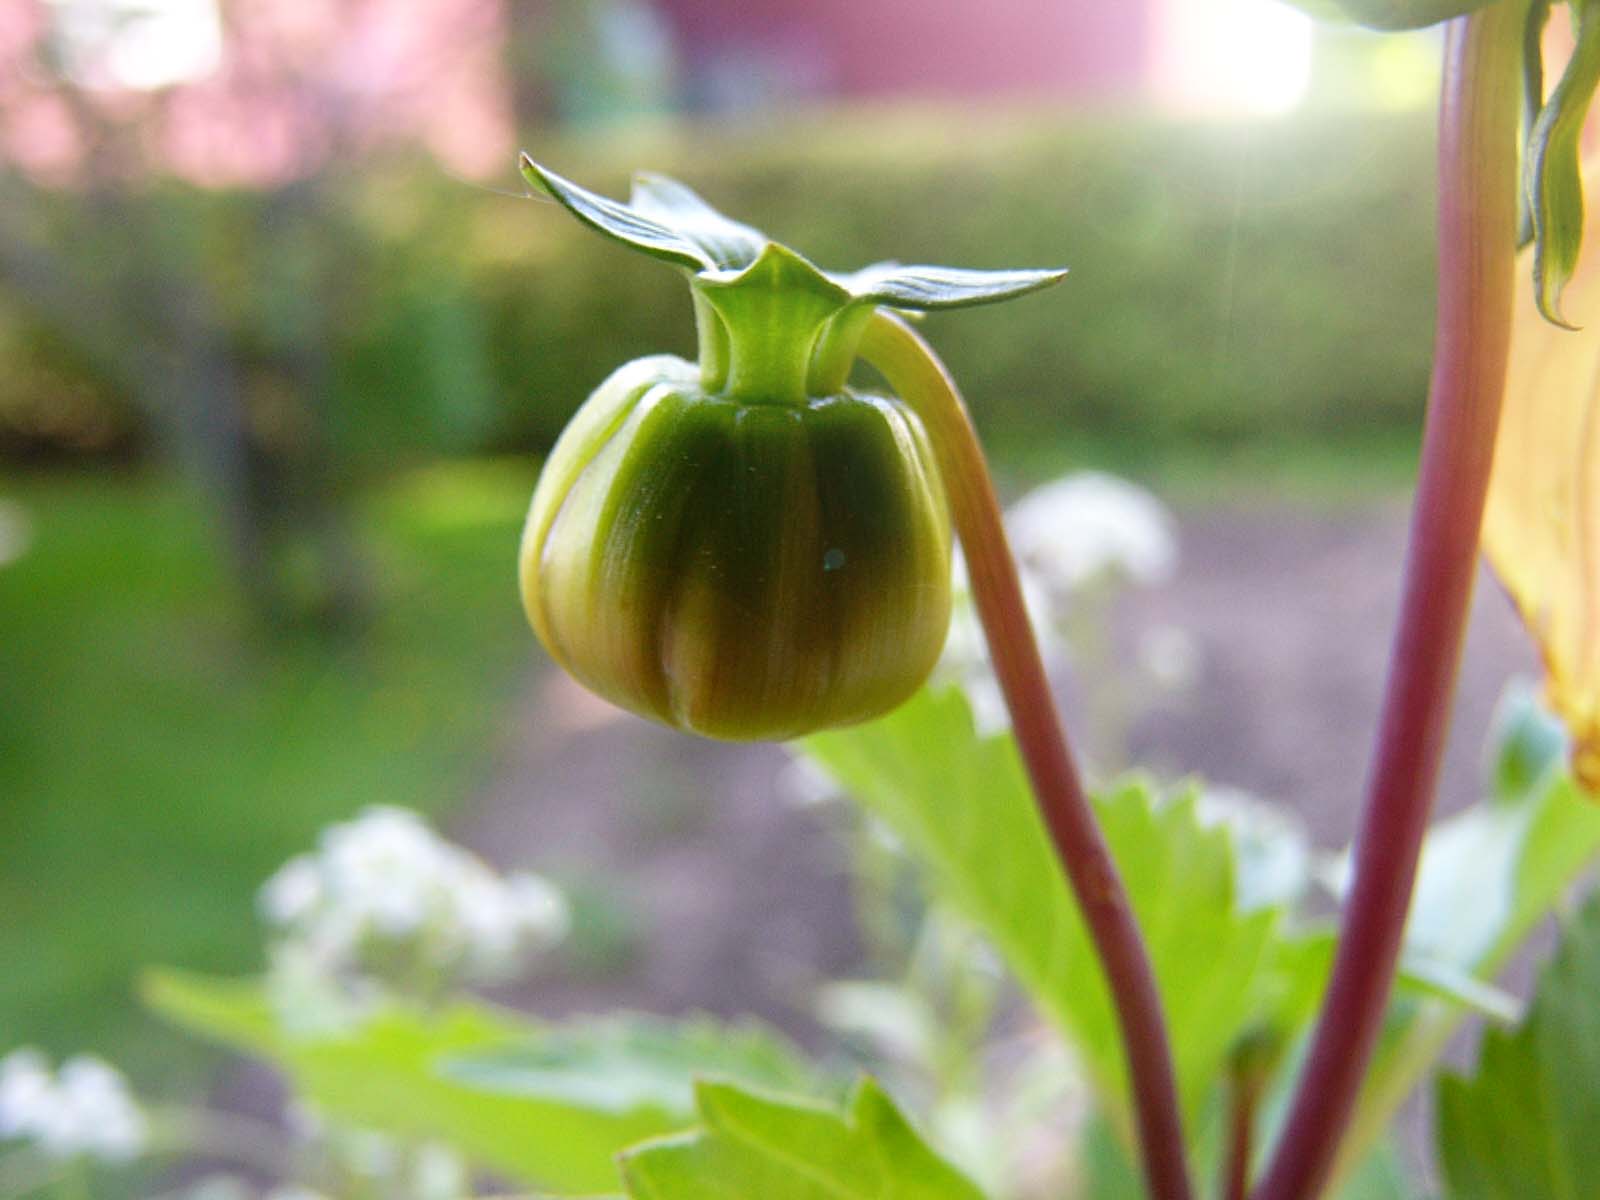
[
  {"x1": 620, "y1": 1077, "x2": 985, "y2": 1199},
  {"x1": 799, "y1": 686, "x2": 1284, "y2": 1131}
]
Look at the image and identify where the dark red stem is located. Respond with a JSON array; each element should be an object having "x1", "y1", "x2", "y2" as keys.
[
  {"x1": 1222, "y1": 1070, "x2": 1262, "y2": 1200},
  {"x1": 860, "y1": 311, "x2": 1193, "y2": 1200},
  {"x1": 1250, "y1": 8, "x2": 1523, "y2": 1198}
]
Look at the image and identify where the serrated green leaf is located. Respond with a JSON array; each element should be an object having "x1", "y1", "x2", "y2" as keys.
[
  {"x1": 1436, "y1": 893, "x2": 1600, "y2": 1198},
  {"x1": 143, "y1": 970, "x2": 806, "y2": 1193},
  {"x1": 1525, "y1": 0, "x2": 1600, "y2": 325},
  {"x1": 1277, "y1": 0, "x2": 1500, "y2": 31},
  {"x1": 620, "y1": 1078, "x2": 985, "y2": 1200},
  {"x1": 799, "y1": 686, "x2": 1281, "y2": 1131},
  {"x1": 835, "y1": 263, "x2": 1068, "y2": 311}
]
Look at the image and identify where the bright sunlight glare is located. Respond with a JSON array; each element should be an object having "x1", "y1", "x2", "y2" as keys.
[
  {"x1": 47, "y1": 0, "x2": 222, "y2": 91},
  {"x1": 1153, "y1": 0, "x2": 1315, "y2": 117}
]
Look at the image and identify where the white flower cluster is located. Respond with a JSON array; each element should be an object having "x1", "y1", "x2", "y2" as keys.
[
  {"x1": 0, "y1": 1050, "x2": 146, "y2": 1162},
  {"x1": 936, "y1": 472, "x2": 1183, "y2": 734},
  {"x1": 259, "y1": 807, "x2": 568, "y2": 990},
  {"x1": 1004, "y1": 471, "x2": 1178, "y2": 597},
  {"x1": 0, "y1": 499, "x2": 31, "y2": 569}
]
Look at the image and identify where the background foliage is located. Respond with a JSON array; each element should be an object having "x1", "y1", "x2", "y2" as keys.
[{"x1": 2, "y1": 108, "x2": 1439, "y2": 471}]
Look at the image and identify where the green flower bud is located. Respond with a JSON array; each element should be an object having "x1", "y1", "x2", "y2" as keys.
[{"x1": 517, "y1": 157, "x2": 1065, "y2": 741}]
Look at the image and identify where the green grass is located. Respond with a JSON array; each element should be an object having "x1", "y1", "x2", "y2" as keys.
[{"x1": 0, "y1": 460, "x2": 539, "y2": 1085}]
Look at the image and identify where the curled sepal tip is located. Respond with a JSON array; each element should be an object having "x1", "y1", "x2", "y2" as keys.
[{"x1": 1524, "y1": 0, "x2": 1600, "y2": 328}]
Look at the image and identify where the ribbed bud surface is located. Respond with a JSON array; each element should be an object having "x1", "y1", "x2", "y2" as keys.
[{"x1": 521, "y1": 357, "x2": 952, "y2": 740}]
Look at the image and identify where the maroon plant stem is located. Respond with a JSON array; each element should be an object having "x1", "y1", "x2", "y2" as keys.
[
  {"x1": 1222, "y1": 1070, "x2": 1262, "y2": 1200},
  {"x1": 1250, "y1": 8, "x2": 1523, "y2": 1199},
  {"x1": 860, "y1": 311, "x2": 1193, "y2": 1200}
]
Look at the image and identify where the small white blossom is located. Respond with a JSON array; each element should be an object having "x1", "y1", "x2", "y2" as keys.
[
  {"x1": 259, "y1": 855, "x2": 323, "y2": 926},
  {"x1": 0, "y1": 1050, "x2": 146, "y2": 1162},
  {"x1": 0, "y1": 499, "x2": 32, "y2": 569},
  {"x1": 0, "y1": 1049, "x2": 53, "y2": 1138},
  {"x1": 259, "y1": 807, "x2": 569, "y2": 993},
  {"x1": 1138, "y1": 624, "x2": 1202, "y2": 692},
  {"x1": 1004, "y1": 472, "x2": 1178, "y2": 597},
  {"x1": 412, "y1": 1142, "x2": 469, "y2": 1200},
  {"x1": 775, "y1": 757, "x2": 844, "y2": 808},
  {"x1": 1197, "y1": 786, "x2": 1313, "y2": 913},
  {"x1": 182, "y1": 1176, "x2": 257, "y2": 1200}
]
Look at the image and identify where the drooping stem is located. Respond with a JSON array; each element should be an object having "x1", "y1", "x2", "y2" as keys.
[
  {"x1": 1250, "y1": 8, "x2": 1523, "y2": 1199},
  {"x1": 859, "y1": 310, "x2": 1193, "y2": 1200},
  {"x1": 1222, "y1": 1069, "x2": 1262, "y2": 1200}
]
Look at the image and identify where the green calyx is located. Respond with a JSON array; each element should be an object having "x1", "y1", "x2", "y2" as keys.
[{"x1": 519, "y1": 154, "x2": 1066, "y2": 404}]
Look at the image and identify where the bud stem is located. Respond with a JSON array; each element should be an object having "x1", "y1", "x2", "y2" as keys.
[
  {"x1": 859, "y1": 310, "x2": 1194, "y2": 1200},
  {"x1": 1249, "y1": 7, "x2": 1524, "y2": 1199}
]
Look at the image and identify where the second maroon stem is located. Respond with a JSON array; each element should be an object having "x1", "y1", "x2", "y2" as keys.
[{"x1": 1250, "y1": 6, "x2": 1523, "y2": 1197}]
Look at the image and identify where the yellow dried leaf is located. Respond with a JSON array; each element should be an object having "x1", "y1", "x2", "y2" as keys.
[{"x1": 1483, "y1": 177, "x2": 1600, "y2": 794}]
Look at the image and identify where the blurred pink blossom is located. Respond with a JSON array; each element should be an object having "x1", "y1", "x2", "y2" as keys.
[{"x1": 3, "y1": 0, "x2": 514, "y2": 188}]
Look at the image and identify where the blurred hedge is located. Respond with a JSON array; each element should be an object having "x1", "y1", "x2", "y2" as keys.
[{"x1": 1, "y1": 106, "x2": 1438, "y2": 470}]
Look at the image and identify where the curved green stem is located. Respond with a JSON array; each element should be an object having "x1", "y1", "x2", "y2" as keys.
[
  {"x1": 859, "y1": 310, "x2": 1193, "y2": 1200},
  {"x1": 1250, "y1": 6, "x2": 1523, "y2": 1198}
]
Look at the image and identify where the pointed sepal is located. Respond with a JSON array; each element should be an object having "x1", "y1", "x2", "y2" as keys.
[
  {"x1": 520, "y1": 154, "x2": 709, "y2": 271},
  {"x1": 838, "y1": 262, "x2": 1069, "y2": 311},
  {"x1": 629, "y1": 172, "x2": 768, "y2": 271}
]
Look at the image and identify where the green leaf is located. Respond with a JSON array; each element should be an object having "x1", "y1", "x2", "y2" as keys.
[
  {"x1": 143, "y1": 970, "x2": 811, "y2": 1193},
  {"x1": 799, "y1": 686, "x2": 1281, "y2": 1130},
  {"x1": 1276, "y1": 0, "x2": 1501, "y2": 31},
  {"x1": 620, "y1": 1077, "x2": 986, "y2": 1199},
  {"x1": 1436, "y1": 892, "x2": 1600, "y2": 1198},
  {"x1": 1525, "y1": 0, "x2": 1600, "y2": 325}
]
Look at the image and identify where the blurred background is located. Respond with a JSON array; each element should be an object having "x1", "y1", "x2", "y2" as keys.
[{"x1": 0, "y1": 0, "x2": 1537, "y2": 1126}]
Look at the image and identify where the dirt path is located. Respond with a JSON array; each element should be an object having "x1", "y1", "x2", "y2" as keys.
[{"x1": 464, "y1": 499, "x2": 1539, "y2": 1032}]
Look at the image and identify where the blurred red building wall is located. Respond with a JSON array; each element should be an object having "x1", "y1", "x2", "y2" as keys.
[{"x1": 654, "y1": 0, "x2": 1152, "y2": 101}]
